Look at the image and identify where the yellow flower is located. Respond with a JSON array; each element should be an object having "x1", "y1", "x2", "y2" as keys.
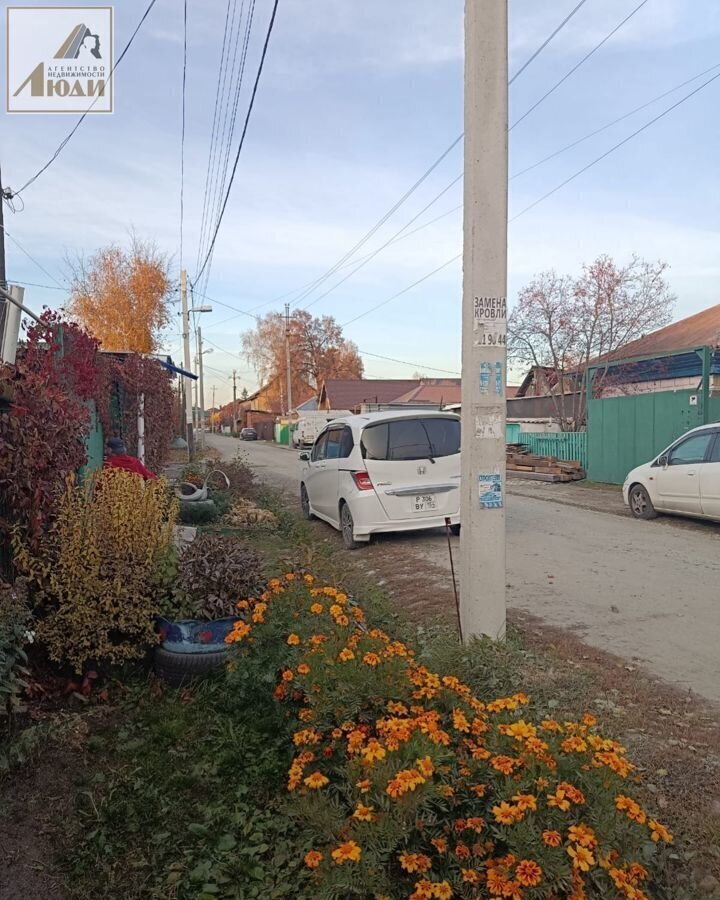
[
  {"x1": 304, "y1": 850, "x2": 322, "y2": 868},
  {"x1": 542, "y1": 830, "x2": 562, "y2": 847},
  {"x1": 285, "y1": 572, "x2": 296, "y2": 581},
  {"x1": 303, "y1": 771, "x2": 329, "y2": 789},
  {"x1": 362, "y1": 652, "x2": 381, "y2": 667},
  {"x1": 310, "y1": 602, "x2": 323, "y2": 614},
  {"x1": 648, "y1": 819, "x2": 673, "y2": 843},
  {"x1": 352, "y1": 802, "x2": 374, "y2": 822},
  {"x1": 304, "y1": 574, "x2": 315, "y2": 584},
  {"x1": 567, "y1": 844, "x2": 595, "y2": 872},
  {"x1": 338, "y1": 647, "x2": 355, "y2": 662},
  {"x1": 287, "y1": 633, "x2": 301, "y2": 646},
  {"x1": 356, "y1": 778, "x2": 370, "y2": 793},
  {"x1": 331, "y1": 840, "x2": 361, "y2": 864},
  {"x1": 399, "y1": 852, "x2": 432, "y2": 873},
  {"x1": 491, "y1": 802, "x2": 517, "y2": 826},
  {"x1": 432, "y1": 882, "x2": 452, "y2": 900},
  {"x1": 416, "y1": 756, "x2": 434, "y2": 778},
  {"x1": 281, "y1": 669, "x2": 294, "y2": 682}
]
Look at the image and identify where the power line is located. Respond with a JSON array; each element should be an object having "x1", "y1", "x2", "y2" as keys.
[
  {"x1": 284, "y1": 0, "x2": 591, "y2": 312},
  {"x1": 358, "y1": 349, "x2": 460, "y2": 376},
  {"x1": 0, "y1": 223, "x2": 67, "y2": 288},
  {"x1": 341, "y1": 253, "x2": 461, "y2": 328},
  {"x1": 6, "y1": 279, "x2": 67, "y2": 292},
  {"x1": 511, "y1": 59, "x2": 720, "y2": 179},
  {"x1": 194, "y1": 0, "x2": 280, "y2": 284},
  {"x1": 511, "y1": 67, "x2": 720, "y2": 221},
  {"x1": 180, "y1": 0, "x2": 188, "y2": 270},
  {"x1": 510, "y1": 0, "x2": 651, "y2": 132},
  {"x1": 15, "y1": 0, "x2": 160, "y2": 195}
]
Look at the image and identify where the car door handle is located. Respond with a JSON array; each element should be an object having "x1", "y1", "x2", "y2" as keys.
[{"x1": 687, "y1": 471, "x2": 697, "y2": 476}]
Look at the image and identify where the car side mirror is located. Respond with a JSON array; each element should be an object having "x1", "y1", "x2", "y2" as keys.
[
  {"x1": 658, "y1": 454, "x2": 669, "y2": 468},
  {"x1": 299, "y1": 451, "x2": 310, "y2": 462}
]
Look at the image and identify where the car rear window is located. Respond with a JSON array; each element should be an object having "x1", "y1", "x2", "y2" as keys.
[{"x1": 361, "y1": 418, "x2": 460, "y2": 461}]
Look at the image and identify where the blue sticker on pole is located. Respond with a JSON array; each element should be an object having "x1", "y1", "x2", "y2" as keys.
[
  {"x1": 479, "y1": 362, "x2": 492, "y2": 394},
  {"x1": 494, "y1": 361, "x2": 503, "y2": 395},
  {"x1": 478, "y1": 472, "x2": 503, "y2": 509}
]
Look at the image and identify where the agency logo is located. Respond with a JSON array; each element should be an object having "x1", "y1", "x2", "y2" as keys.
[{"x1": 6, "y1": 7, "x2": 114, "y2": 114}]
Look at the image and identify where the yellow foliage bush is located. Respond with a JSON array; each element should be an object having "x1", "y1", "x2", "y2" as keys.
[{"x1": 15, "y1": 469, "x2": 178, "y2": 673}]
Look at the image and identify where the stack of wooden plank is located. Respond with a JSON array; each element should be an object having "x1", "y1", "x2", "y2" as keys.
[{"x1": 506, "y1": 444, "x2": 585, "y2": 483}]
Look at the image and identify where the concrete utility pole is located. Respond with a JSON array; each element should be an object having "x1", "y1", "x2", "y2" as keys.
[
  {"x1": 211, "y1": 384, "x2": 216, "y2": 431},
  {"x1": 284, "y1": 302, "x2": 293, "y2": 415},
  {"x1": 180, "y1": 270, "x2": 194, "y2": 456},
  {"x1": 460, "y1": 0, "x2": 508, "y2": 640},
  {"x1": 0, "y1": 169, "x2": 7, "y2": 290},
  {"x1": 197, "y1": 326, "x2": 207, "y2": 448},
  {"x1": 232, "y1": 369, "x2": 238, "y2": 435}
]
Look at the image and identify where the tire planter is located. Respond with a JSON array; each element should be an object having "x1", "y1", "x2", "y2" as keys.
[{"x1": 154, "y1": 616, "x2": 238, "y2": 687}]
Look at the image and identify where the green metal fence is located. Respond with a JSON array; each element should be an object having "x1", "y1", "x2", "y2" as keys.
[{"x1": 519, "y1": 432, "x2": 588, "y2": 470}]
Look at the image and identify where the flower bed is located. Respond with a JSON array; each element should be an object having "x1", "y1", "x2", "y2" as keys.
[{"x1": 226, "y1": 576, "x2": 673, "y2": 900}]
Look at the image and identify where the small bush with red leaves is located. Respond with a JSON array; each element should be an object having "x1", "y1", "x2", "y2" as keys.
[{"x1": 225, "y1": 576, "x2": 673, "y2": 900}]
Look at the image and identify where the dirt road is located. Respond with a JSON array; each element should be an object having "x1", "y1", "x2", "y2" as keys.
[{"x1": 210, "y1": 434, "x2": 720, "y2": 704}]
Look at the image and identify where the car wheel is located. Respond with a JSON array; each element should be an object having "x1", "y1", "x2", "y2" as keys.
[
  {"x1": 340, "y1": 502, "x2": 361, "y2": 550},
  {"x1": 629, "y1": 484, "x2": 657, "y2": 520},
  {"x1": 301, "y1": 484, "x2": 314, "y2": 520}
]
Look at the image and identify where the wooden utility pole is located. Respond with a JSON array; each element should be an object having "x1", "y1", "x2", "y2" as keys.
[
  {"x1": 284, "y1": 303, "x2": 293, "y2": 415},
  {"x1": 180, "y1": 269, "x2": 194, "y2": 457},
  {"x1": 460, "y1": 0, "x2": 508, "y2": 640}
]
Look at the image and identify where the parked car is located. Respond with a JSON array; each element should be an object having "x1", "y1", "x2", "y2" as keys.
[
  {"x1": 623, "y1": 423, "x2": 720, "y2": 522},
  {"x1": 240, "y1": 427, "x2": 258, "y2": 441},
  {"x1": 299, "y1": 410, "x2": 461, "y2": 549}
]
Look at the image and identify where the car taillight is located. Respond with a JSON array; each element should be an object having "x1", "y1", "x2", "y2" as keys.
[{"x1": 352, "y1": 471, "x2": 374, "y2": 491}]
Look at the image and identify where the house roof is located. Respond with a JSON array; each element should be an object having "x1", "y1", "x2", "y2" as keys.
[
  {"x1": 597, "y1": 304, "x2": 720, "y2": 363},
  {"x1": 319, "y1": 379, "x2": 420, "y2": 411},
  {"x1": 392, "y1": 379, "x2": 462, "y2": 406}
]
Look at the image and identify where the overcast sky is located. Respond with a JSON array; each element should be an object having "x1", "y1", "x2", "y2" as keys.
[{"x1": 2, "y1": 0, "x2": 719, "y2": 403}]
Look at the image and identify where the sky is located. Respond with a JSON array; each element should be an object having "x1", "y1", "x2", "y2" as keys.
[{"x1": 1, "y1": 0, "x2": 719, "y2": 405}]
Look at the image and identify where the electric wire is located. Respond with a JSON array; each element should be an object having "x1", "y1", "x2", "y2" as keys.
[
  {"x1": 180, "y1": 0, "x2": 188, "y2": 270},
  {"x1": 15, "y1": 0, "x2": 160, "y2": 194},
  {"x1": 0, "y1": 223, "x2": 67, "y2": 288}
]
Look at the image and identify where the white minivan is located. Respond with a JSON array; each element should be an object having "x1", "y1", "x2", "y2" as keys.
[
  {"x1": 623, "y1": 423, "x2": 720, "y2": 522},
  {"x1": 299, "y1": 410, "x2": 461, "y2": 549}
]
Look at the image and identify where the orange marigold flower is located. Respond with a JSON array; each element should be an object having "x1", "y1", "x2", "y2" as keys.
[
  {"x1": 361, "y1": 739, "x2": 386, "y2": 765},
  {"x1": 492, "y1": 802, "x2": 517, "y2": 826},
  {"x1": 516, "y1": 859, "x2": 543, "y2": 887},
  {"x1": 352, "y1": 802, "x2": 374, "y2": 822},
  {"x1": 304, "y1": 850, "x2": 323, "y2": 869},
  {"x1": 298, "y1": 708, "x2": 313, "y2": 721},
  {"x1": 331, "y1": 840, "x2": 362, "y2": 865},
  {"x1": 471, "y1": 783, "x2": 488, "y2": 798},
  {"x1": 490, "y1": 755, "x2": 518, "y2": 776},
  {"x1": 438, "y1": 784, "x2": 454, "y2": 798},
  {"x1": 561, "y1": 736, "x2": 589, "y2": 754},
  {"x1": 304, "y1": 574, "x2": 314, "y2": 583},
  {"x1": 558, "y1": 782, "x2": 586, "y2": 805},
  {"x1": 336, "y1": 614, "x2": 350, "y2": 626},
  {"x1": 511, "y1": 793, "x2": 537, "y2": 812},
  {"x1": 287, "y1": 633, "x2": 301, "y2": 646},
  {"x1": 329, "y1": 603, "x2": 343, "y2": 618},
  {"x1": 416, "y1": 756, "x2": 435, "y2": 778},
  {"x1": 433, "y1": 882, "x2": 452, "y2": 900},
  {"x1": 363, "y1": 652, "x2": 381, "y2": 667},
  {"x1": 309, "y1": 602, "x2": 324, "y2": 614},
  {"x1": 285, "y1": 572, "x2": 296, "y2": 581},
  {"x1": 461, "y1": 869, "x2": 482, "y2": 884},
  {"x1": 387, "y1": 768, "x2": 425, "y2": 798},
  {"x1": 648, "y1": 819, "x2": 673, "y2": 843},
  {"x1": 356, "y1": 778, "x2": 371, "y2": 793},
  {"x1": 568, "y1": 844, "x2": 595, "y2": 872},
  {"x1": 455, "y1": 842, "x2": 470, "y2": 860},
  {"x1": 542, "y1": 830, "x2": 562, "y2": 847},
  {"x1": 431, "y1": 837, "x2": 448, "y2": 853},
  {"x1": 583, "y1": 713, "x2": 597, "y2": 727},
  {"x1": 541, "y1": 719, "x2": 563, "y2": 732},
  {"x1": 281, "y1": 669, "x2": 294, "y2": 682},
  {"x1": 303, "y1": 771, "x2": 329, "y2": 789},
  {"x1": 293, "y1": 728, "x2": 321, "y2": 746},
  {"x1": 568, "y1": 824, "x2": 598, "y2": 849},
  {"x1": 236, "y1": 599, "x2": 249, "y2": 610},
  {"x1": 465, "y1": 817, "x2": 485, "y2": 833},
  {"x1": 225, "y1": 621, "x2": 251, "y2": 643},
  {"x1": 297, "y1": 663, "x2": 310, "y2": 675},
  {"x1": 452, "y1": 709, "x2": 470, "y2": 732},
  {"x1": 628, "y1": 862, "x2": 649, "y2": 882},
  {"x1": 399, "y1": 852, "x2": 432, "y2": 873},
  {"x1": 338, "y1": 647, "x2": 355, "y2": 662},
  {"x1": 547, "y1": 789, "x2": 571, "y2": 812}
]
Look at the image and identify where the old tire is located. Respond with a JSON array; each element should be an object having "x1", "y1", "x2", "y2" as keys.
[
  {"x1": 154, "y1": 646, "x2": 230, "y2": 687},
  {"x1": 629, "y1": 484, "x2": 657, "y2": 520},
  {"x1": 340, "y1": 502, "x2": 361, "y2": 550}
]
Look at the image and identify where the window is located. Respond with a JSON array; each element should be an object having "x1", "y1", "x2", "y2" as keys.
[
  {"x1": 668, "y1": 432, "x2": 714, "y2": 466},
  {"x1": 311, "y1": 431, "x2": 329, "y2": 462},
  {"x1": 340, "y1": 427, "x2": 354, "y2": 459},
  {"x1": 709, "y1": 433, "x2": 720, "y2": 463},
  {"x1": 361, "y1": 417, "x2": 461, "y2": 462},
  {"x1": 325, "y1": 429, "x2": 343, "y2": 460}
]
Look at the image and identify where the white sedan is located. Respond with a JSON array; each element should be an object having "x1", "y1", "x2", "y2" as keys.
[
  {"x1": 623, "y1": 423, "x2": 720, "y2": 522},
  {"x1": 299, "y1": 410, "x2": 461, "y2": 549}
]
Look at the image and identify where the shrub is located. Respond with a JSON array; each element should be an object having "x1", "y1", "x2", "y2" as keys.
[
  {"x1": 14, "y1": 469, "x2": 178, "y2": 673},
  {"x1": 208, "y1": 455, "x2": 255, "y2": 498},
  {"x1": 0, "y1": 578, "x2": 31, "y2": 733},
  {"x1": 225, "y1": 577, "x2": 673, "y2": 900},
  {"x1": 178, "y1": 499, "x2": 219, "y2": 525},
  {"x1": 175, "y1": 534, "x2": 266, "y2": 620}
]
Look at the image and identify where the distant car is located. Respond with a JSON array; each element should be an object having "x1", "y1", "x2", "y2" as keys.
[
  {"x1": 240, "y1": 427, "x2": 258, "y2": 441},
  {"x1": 623, "y1": 423, "x2": 720, "y2": 522},
  {"x1": 299, "y1": 410, "x2": 461, "y2": 549}
]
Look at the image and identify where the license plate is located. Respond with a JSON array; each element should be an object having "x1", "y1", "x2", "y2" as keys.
[{"x1": 414, "y1": 494, "x2": 437, "y2": 512}]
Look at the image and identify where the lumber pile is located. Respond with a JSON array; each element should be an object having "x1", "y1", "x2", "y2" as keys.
[{"x1": 506, "y1": 444, "x2": 585, "y2": 483}]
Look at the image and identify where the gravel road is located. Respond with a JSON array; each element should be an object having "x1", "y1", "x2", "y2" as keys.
[{"x1": 209, "y1": 434, "x2": 720, "y2": 703}]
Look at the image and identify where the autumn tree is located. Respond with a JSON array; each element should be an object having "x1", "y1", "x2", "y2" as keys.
[
  {"x1": 508, "y1": 255, "x2": 675, "y2": 429},
  {"x1": 68, "y1": 236, "x2": 172, "y2": 353},
  {"x1": 241, "y1": 309, "x2": 363, "y2": 409}
]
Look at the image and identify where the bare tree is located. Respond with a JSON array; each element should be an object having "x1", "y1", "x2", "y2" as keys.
[{"x1": 508, "y1": 255, "x2": 675, "y2": 429}]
